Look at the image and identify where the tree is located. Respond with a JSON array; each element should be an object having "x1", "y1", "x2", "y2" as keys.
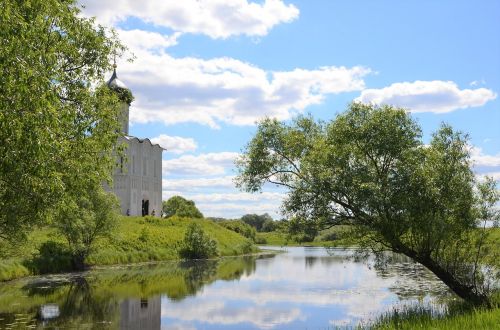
[
  {"x1": 241, "y1": 213, "x2": 273, "y2": 231},
  {"x1": 236, "y1": 102, "x2": 500, "y2": 306},
  {"x1": 163, "y1": 196, "x2": 203, "y2": 219},
  {"x1": 54, "y1": 187, "x2": 120, "y2": 270},
  {"x1": 0, "y1": 0, "x2": 123, "y2": 241}
]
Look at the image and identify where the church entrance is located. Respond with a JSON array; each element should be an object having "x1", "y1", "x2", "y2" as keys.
[{"x1": 141, "y1": 199, "x2": 149, "y2": 216}]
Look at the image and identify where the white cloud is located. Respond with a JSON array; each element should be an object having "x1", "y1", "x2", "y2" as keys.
[
  {"x1": 163, "y1": 176, "x2": 236, "y2": 191},
  {"x1": 195, "y1": 202, "x2": 281, "y2": 218},
  {"x1": 150, "y1": 134, "x2": 197, "y2": 154},
  {"x1": 162, "y1": 152, "x2": 239, "y2": 175},
  {"x1": 116, "y1": 29, "x2": 180, "y2": 51},
  {"x1": 80, "y1": 0, "x2": 299, "y2": 39},
  {"x1": 470, "y1": 146, "x2": 500, "y2": 167},
  {"x1": 188, "y1": 191, "x2": 284, "y2": 203},
  {"x1": 118, "y1": 46, "x2": 370, "y2": 128},
  {"x1": 356, "y1": 80, "x2": 496, "y2": 113}
]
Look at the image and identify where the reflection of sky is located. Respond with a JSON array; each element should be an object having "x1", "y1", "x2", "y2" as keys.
[{"x1": 161, "y1": 247, "x2": 449, "y2": 329}]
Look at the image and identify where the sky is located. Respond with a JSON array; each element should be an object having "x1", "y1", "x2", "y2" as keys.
[{"x1": 80, "y1": 0, "x2": 500, "y2": 219}]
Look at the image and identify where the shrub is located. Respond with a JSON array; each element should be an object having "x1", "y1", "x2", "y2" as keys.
[
  {"x1": 28, "y1": 241, "x2": 73, "y2": 274},
  {"x1": 178, "y1": 222, "x2": 218, "y2": 259},
  {"x1": 255, "y1": 236, "x2": 267, "y2": 244},
  {"x1": 219, "y1": 220, "x2": 257, "y2": 241}
]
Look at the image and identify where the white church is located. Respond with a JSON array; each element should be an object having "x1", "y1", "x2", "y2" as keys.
[{"x1": 107, "y1": 67, "x2": 163, "y2": 217}]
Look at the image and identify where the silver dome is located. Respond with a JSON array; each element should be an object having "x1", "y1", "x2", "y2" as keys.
[{"x1": 107, "y1": 68, "x2": 128, "y2": 90}]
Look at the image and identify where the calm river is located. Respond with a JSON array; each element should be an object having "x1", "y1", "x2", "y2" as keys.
[{"x1": 0, "y1": 246, "x2": 453, "y2": 329}]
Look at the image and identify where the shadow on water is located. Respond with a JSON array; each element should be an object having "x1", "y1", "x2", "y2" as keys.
[{"x1": 0, "y1": 256, "x2": 258, "y2": 329}]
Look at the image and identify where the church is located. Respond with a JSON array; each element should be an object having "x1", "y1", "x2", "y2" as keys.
[{"x1": 107, "y1": 67, "x2": 164, "y2": 217}]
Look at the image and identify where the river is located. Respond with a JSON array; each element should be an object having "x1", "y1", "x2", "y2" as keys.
[{"x1": 0, "y1": 246, "x2": 453, "y2": 329}]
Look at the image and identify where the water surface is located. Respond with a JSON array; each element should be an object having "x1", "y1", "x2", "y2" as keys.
[{"x1": 0, "y1": 246, "x2": 452, "y2": 329}]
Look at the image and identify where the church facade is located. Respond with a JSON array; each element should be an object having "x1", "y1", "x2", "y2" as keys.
[{"x1": 107, "y1": 68, "x2": 163, "y2": 217}]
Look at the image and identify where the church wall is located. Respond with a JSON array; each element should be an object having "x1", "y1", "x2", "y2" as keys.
[{"x1": 112, "y1": 137, "x2": 163, "y2": 217}]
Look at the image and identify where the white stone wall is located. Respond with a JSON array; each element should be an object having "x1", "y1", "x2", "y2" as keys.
[{"x1": 113, "y1": 136, "x2": 163, "y2": 217}]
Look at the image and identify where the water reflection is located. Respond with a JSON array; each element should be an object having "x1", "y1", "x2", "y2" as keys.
[{"x1": 0, "y1": 248, "x2": 452, "y2": 329}]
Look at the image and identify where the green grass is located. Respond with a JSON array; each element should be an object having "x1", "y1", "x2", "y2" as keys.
[
  {"x1": 369, "y1": 300, "x2": 500, "y2": 329},
  {"x1": 0, "y1": 216, "x2": 257, "y2": 282}
]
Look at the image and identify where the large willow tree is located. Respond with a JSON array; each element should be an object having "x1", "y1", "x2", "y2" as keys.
[
  {"x1": 0, "y1": 0, "x2": 124, "y2": 241},
  {"x1": 236, "y1": 102, "x2": 499, "y2": 306}
]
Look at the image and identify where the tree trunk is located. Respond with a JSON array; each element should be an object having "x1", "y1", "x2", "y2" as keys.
[
  {"x1": 71, "y1": 253, "x2": 87, "y2": 271},
  {"x1": 400, "y1": 248, "x2": 491, "y2": 307}
]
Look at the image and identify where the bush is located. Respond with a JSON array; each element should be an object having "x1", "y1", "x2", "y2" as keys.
[
  {"x1": 254, "y1": 236, "x2": 267, "y2": 244},
  {"x1": 28, "y1": 241, "x2": 73, "y2": 274},
  {"x1": 219, "y1": 220, "x2": 257, "y2": 241},
  {"x1": 178, "y1": 222, "x2": 218, "y2": 259}
]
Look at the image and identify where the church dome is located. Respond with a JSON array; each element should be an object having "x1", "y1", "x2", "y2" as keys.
[{"x1": 107, "y1": 66, "x2": 129, "y2": 90}]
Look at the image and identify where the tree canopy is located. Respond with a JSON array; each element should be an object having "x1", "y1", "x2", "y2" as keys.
[
  {"x1": 241, "y1": 213, "x2": 273, "y2": 232},
  {"x1": 0, "y1": 0, "x2": 124, "y2": 241},
  {"x1": 162, "y1": 196, "x2": 204, "y2": 219},
  {"x1": 236, "y1": 102, "x2": 499, "y2": 306}
]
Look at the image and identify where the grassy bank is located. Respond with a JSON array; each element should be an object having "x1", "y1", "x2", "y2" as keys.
[
  {"x1": 370, "y1": 298, "x2": 500, "y2": 329},
  {"x1": 0, "y1": 216, "x2": 257, "y2": 282}
]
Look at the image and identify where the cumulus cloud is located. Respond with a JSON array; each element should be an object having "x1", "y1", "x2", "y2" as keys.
[
  {"x1": 163, "y1": 176, "x2": 236, "y2": 191},
  {"x1": 80, "y1": 0, "x2": 299, "y2": 39},
  {"x1": 118, "y1": 45, "x2": 370, "y2": 128},
  {"x1": 162, "y1": 152, "x2": 239, "y2": 175},
  {"x1": 356, "y1": 80, "x2": 496, "y2": 113},
  {"x1": 150, "y1": 134, "x2": 197, "y2": 154},
  {"x1": 470, "y1": 146, "x2": 500, "y2": 167}
]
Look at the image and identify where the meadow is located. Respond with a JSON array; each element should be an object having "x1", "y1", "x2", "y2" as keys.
[{"x1": 0, "y1": 216, "x2": 256, "y2": 282}]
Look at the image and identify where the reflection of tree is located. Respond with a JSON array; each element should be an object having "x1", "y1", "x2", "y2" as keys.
[
  {"x1": 0, "y1": 256, "x2": 258, "y2": 328},
  {"x1": 372, "y1": 253, "x2": 452, "y2": 301},
  {"x1": 325, "y1": 248, "x2": 453, "y2": 301},
  {"x1": 305, "y1": 256, "x2": 318, "y2": 268},
  {"x1": 36, "y1": 277, "x2": 120, "y2": 327}
]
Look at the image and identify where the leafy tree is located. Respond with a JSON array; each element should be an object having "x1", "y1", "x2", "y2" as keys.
[
  {"x1": 261, "y1": 218, "x2": 277, "y2": 232},
  {"x1": 236, "y1": 102, "x2": 500, "y2": 306},
  {"x1": 178, "y1": 222, "x2": 218, "y2": 259},
  {"x1": 0, "y1": 0, "x2": 123, "y2": 241},
  {"x1": 54, "y1": 187, "x2": 120, "y2": 270},
  {"x1": 163, "y1": 196, "x2": 203, "y2": 218},
  {"x1": 287, "y1": 217, "x2": 318, "y2": 242},
  {"x1": 241, "y1": 213, "x2": 273, "y2": 231}
]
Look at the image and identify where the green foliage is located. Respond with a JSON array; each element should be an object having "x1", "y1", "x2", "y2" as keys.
[
  {"x1": 287, "y1": 217, "x2": 318, "y2": 242},
  {"x1": 163, "y1": 196, "x2": 203, "y2": 218},
  {"x1": 0, "y1": 0, "x2": 124, "y2": 242},
  {"x1": 261, "y1": 219, "x2": 277, "y2": 232},
  {"x1": 112, "y1": 86, "x2": 134, "y2": 105},
  {"x1": 241, "y1": 213, "x2": 274, "y2": 231},
  {"x1": 0, "y1": 260, "x2": 30, "y2": 282},
  {"x1": 178, "y1": 222, "x2": 218, "y2": 259},
  {"x1": 371, "y1": 299, "x2": 500, "y2": 329},
  {"x1": 236, "y1": 102, "x2": 500, "y2": 305},
  {"x1": 218, "y1": 220, "x2": 257, "y2": 241},
  {"x1": 54, "y1": 187, "x2": 120, "y2": 270},
  {"x1": 0, "y1": 216, "x2": 257, "y2": 281},
  {"x1": 28, "y1": 241, "x2": 73, "y2": 274}
]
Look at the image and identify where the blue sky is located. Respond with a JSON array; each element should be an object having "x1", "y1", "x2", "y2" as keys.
[{"x1": 81, "y1": 0, "x2": 500, "y2": 218}]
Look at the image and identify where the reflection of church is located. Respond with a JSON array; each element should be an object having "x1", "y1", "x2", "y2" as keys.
[
  {"x1": 120, "y1": 297, "x2": 161, "y2": 330},
  {"x1": 107, "y1": 67, "x2": 163, "y2": 217}
]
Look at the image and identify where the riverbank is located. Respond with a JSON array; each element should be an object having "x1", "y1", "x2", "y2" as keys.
[
  {"x1": 370, "y1": 298, "x2": 500, "y2": 329},
  {"x1": 0, "y1": 216, "x2": 257, "y2": 282}
]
